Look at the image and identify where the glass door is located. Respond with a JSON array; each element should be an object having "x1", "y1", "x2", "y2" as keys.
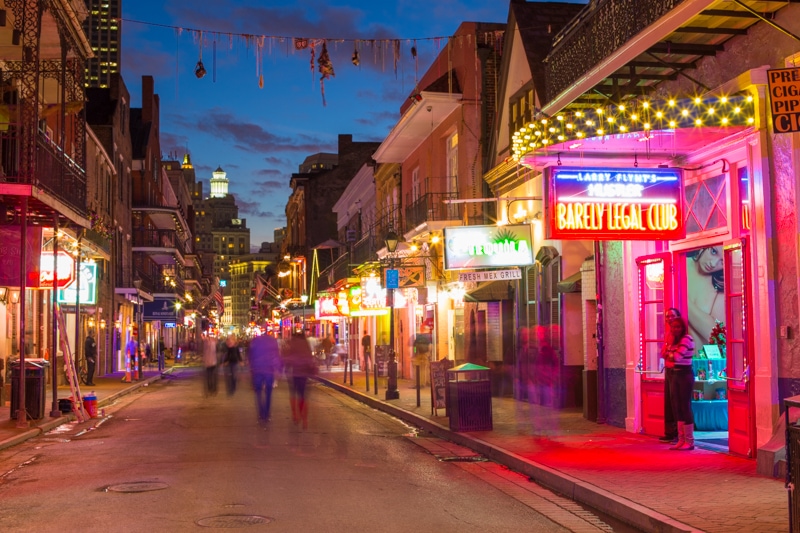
[
  {"x1": 636, "y1": 253, "x2": 672, "y2": 436},
  {"x1": 724, "y1": 238, "x2": 755, "y2": 457}
]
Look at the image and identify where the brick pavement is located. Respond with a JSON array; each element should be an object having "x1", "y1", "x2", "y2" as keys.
[{"x1": 0, "y1": 363, "x2": 790, "y2": 533}]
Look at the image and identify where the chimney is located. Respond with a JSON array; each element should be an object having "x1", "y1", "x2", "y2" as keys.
[{"x1": 142, "y1": 76, "x2": 154, "y2": 122}]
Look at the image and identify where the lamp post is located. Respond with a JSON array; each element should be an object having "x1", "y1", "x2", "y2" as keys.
[
  {"x1": 384, "y1": 230, "x2": 400, "y2": 400},
  {"x1": 301, "y1": 294, "x2": 308, "y2": 333},
  {"x1": 133, "y1": 279, "x2": 143, "y2": 380}
]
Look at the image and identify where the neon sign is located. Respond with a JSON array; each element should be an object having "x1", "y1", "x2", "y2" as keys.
[
  {"x1": 546, "y1": 166, "x2": 685, "y2": 241},
  {"x1": 444, "y1": 224, "x2": 534, "y2": 270}
]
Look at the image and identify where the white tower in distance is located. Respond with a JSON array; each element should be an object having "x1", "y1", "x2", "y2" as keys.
[{"x1": 209, "y1": 166, "x2": 229, "y2": 198}]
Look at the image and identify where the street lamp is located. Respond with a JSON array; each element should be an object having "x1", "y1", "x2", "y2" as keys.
[
  {"x1": 301, "y1": 294, "x2": 308, "y2": 333},
  {"x1": 384, "y1": 230, "x2": 400, "y2": 400}
]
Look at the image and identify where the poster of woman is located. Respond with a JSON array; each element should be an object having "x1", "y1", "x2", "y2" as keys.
[{"x1": 686, "y1": 246, "x2": 725, "y2": 352}]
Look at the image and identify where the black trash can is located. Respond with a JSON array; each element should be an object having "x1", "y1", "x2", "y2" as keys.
[
  {"x1": 447, "y1": 363, "x2": 492, "y2": 431},
  {"x1": 785, "y1": 394, "x2": 800, "y2": 533},
  {"x1": 10, "y1": 358, "x2": 50, "y2": 420}
]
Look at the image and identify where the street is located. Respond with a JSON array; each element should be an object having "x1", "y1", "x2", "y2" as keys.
[{"x1": 0, "y1": 367, "x2": 634, "y2": 532}]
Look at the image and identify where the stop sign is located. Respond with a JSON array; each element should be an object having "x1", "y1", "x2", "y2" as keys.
[{"x1": 39, "y1": 251, "x2": 75, "y2": 288}]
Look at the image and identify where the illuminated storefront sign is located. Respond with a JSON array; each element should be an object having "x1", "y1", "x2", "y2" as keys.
[
  {"x1": 40, "y1": 251, "x2": 76, "y2": 289},
  {"x1": 444, "y1": 224, "x2": 534, "y2": 270},
  {"x1": 316, "y1": 290, "x2": 351, "y2": 319},
  {"x1": 546, "y1": 166, "x2": 685, "y2": 241},
  {"x1": 349, "y1": 275, "x2": 388, "y2": 316},
  {"x1": 57, "y1": 262, "x2": 97, "y2": 304}
]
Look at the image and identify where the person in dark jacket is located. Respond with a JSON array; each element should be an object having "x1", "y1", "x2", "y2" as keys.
[
  {"x1": 223, "y1": 334, "x2": 242, "y2": 396},
  {"x1": 84, "y1": 330, "x2": 97, "y2": 386},
  {"x1": 249, "y1": 333, "x2": 282, "y2": 423}
]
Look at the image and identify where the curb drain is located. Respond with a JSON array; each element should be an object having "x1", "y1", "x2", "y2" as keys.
[
  {"x1": 105, "y1": 481, "x2": 169, "y2": 493},
  {"x1": 438, "y1": 455, "x2": 488, "y2": 462},
  {"x1": 196, "y1": 515, "x2": 273, "y2": 528}
]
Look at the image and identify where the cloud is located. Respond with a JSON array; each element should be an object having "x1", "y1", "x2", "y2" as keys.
[
  {"x1": 251, "y1": 179, "x2": 287, "y2": 193},
  {"x1": 232, "y1": 194, "x2": 279, "y2": 218},
  {"x1": 255, "y1": 168, "x2": 283, "y2": 177},
  {"x1": 189, "y1": 108, "x2": 331, "y2": 154}
]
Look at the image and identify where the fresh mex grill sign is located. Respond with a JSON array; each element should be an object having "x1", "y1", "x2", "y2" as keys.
[{"x1": 546, "y1": 166, "x2": 685, "y2": 241}]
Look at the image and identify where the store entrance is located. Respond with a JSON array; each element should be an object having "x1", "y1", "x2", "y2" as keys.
[{"x1": 680, "y1": 244, "x2": 729, "y2": 451}]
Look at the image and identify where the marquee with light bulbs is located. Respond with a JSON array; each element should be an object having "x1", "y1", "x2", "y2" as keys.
[{"x1": 511, "y1": 93, "x2": 755, "y2": 161}]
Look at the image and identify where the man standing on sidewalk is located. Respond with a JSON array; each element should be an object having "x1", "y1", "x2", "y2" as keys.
[{"x1": 84, "y1": 330, "x2": 97, "y2": 386}]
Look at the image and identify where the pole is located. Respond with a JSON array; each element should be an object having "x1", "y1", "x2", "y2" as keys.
[
  {"x1": 15, "y1": 198, "x2": 28, "y2": 427},
  {"x1": 385, "y1": 263, "x2": 399, "y2": 400},
  {"x1": 49, "y1": 213, "x2": 60, "y2": 417}
]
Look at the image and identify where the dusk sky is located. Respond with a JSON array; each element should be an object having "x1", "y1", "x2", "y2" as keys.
[{"x1": 119, "y1": 1, "x2": 583, "y2": 248}]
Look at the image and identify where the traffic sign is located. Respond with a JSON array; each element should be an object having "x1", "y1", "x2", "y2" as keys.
[{"x1": 39, "y1": 251, "x2": 75, "y2": 289}]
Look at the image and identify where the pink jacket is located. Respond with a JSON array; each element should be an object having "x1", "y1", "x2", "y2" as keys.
[{"x1": 666, "y1": 334, "x2": 695, "y2": 366}]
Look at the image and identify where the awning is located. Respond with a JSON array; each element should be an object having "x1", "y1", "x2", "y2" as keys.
[
  {"x1": 557, "y1": 271, "x2": 582, "y2": 294},
  {"x1": 465, "y1": 280, "x2": 515, "y2": 302}
]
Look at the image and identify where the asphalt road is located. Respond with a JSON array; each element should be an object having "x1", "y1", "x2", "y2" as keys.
[{"x1": 0, "y1": 367, "x2": 633, "y2": 532}]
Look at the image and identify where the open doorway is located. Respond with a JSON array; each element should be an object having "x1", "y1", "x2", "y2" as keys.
[{"x1": 681, "y1": 245, "x2": 728, "y2": 451}]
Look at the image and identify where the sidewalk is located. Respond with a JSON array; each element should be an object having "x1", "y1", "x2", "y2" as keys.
[
  {"x1": 0, "y1": 363, "x2": 788, "y2": 532},
  {"x1": 317, "y1": 366, "x2": 788, "y2": 533},
  {"x1": 0, "y1": 363, "x2": 175, "y2": 451}
]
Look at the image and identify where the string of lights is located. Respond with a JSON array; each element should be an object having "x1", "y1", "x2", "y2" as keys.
[{"x1": 511, "y1": 93, "x2": 756, "y2": 161}]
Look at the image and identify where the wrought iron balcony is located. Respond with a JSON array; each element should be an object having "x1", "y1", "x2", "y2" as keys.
[
  {"x1": 317, "y1": 252, "x2": 353, "y2": 292},
  {"x1": 404, "y1": 191, "x2": 460, "y2": 233},
  {"x1": 0, "y1": 128, "x2": 87, "y2": 214},
  {"x1": 545, "y1": 0, "x2": 684, "y2": 104},
  {"x1": 132, "y1": 228, "x2": 187, "y2": 259}
]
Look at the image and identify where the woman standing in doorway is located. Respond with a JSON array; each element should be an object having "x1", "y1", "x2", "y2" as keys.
[
  {"x1": 659, "y1": 308, "x2": 682, "y2": 444},
  {"x1": 665, "y1": 316, "x2": 696, "y2": 451},
  {"x1": 686, "y1": 246, "x2": 725, "y2": 350}
]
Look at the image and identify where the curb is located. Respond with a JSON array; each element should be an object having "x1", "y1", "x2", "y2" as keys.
[
  {"x1": 0, "y1": 370, "x2": 171, "y2": 452},
  {"x1": 317, "y1": 377, "x2": 700, "y2": 533}
]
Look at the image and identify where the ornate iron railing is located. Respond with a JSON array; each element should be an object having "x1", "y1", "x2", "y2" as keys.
[
  {"x1": 545, "y1": 0, "x2": 687, "y2": 104},
  {"x1": 404, "y1": 191, "x2": 460, "y2": 233}
]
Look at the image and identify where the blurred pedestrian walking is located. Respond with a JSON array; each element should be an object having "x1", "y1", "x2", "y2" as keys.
[
  {"x1": 223, "y1": 334, "x2": 242, "y2": 396},
  {"x1": 203, "y1": 335, "x2": 219, "y2": 396},
  {"x1": 249, "y1": 333, "x2": 282, "y2": 423},
  {"x1": 283, "y1": 332, "x2": 317, "y2": 429}
]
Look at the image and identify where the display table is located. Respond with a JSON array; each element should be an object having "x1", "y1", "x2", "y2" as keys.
[{"x1": 692, "y1": 400, "x2": 728, "y2": 431}]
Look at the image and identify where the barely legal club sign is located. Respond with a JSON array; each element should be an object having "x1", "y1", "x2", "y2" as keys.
[{"x1": 546, "y1": 166, "x2": 685, "y2": 241}]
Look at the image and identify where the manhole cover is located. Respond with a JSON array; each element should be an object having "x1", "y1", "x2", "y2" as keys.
[
  {"x1": 196, "y1": 515, "x2": 273, "y2": 528},
  {"x1": 106, "y1": 481, "x2": 169, "y2": 493}
]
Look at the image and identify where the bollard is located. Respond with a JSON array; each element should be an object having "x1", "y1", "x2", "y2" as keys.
[
  {"x1": 365, "y1": 363, "x2": 370, "y2": 392},
  {"x1": 373, "y1": 364, "x2": 378, "y2": 396},
  {"x1": 343, "y1": 360, "x2": 348, "y2": 384},
  {"x1": 416, "y1": 365, "x2": 421, "y2": 407},
  {"x1": 349, "y1": 360, "x2": 354, "y2": 386}
]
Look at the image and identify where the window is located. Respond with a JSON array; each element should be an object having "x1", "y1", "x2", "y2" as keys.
[{"x1": 684, "y1": 172, "x2": 727, "y2": 234}]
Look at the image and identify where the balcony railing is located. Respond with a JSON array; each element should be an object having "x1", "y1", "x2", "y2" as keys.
[
  {"x1": 545, "y1": 0, "x2": 684, "y2": 103},
  {"x1": 1, "y1": 127, "x2": 87, "y2": 214},
  {"x1": 318, "y1": 251, "x2": 353, "y2": 292},
  {"x1": 132, "y1": 228, "x2": 187, "y2": 258},
  {"x1": 352, "y1": 233, "x2": 379, "y2": 265},
  {"x1": 404, "y1": 191, "x2": 460, "y2": 233}
]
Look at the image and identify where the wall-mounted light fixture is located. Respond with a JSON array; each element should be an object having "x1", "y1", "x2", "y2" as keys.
[
  {"x1": 10, "y1": 290, "x2": 19, "y2": 304},
  {"x1": 100, "y1": 319, "x2": 107, "y2": 329},
  {"x1": 0, "y1": 287, "x2": 7, "y2": 304}
]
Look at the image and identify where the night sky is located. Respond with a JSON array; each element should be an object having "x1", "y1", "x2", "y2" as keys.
[{"x1": 120, "y1": 1, "x2": 585, "y2": 247}]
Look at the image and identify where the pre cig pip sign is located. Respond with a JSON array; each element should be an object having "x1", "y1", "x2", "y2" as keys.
[{"x1": 768, "y1": 67, "x2": 800, "y2": 133}]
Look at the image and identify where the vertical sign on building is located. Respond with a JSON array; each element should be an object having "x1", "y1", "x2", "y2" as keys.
[{"x1": 767, "y1": 67, "x2": 800, "y2": 133}]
